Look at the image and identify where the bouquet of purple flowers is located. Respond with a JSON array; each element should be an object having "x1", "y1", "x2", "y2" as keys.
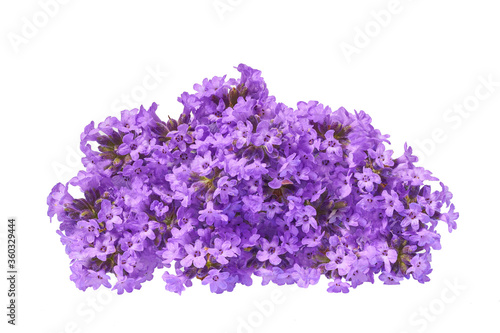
[{"x1": 47, "y1": 64, "x2": 458, "y2": 294}]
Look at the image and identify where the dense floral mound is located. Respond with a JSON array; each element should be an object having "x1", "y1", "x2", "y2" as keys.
[{"x1": 47, "y1": 64, "x2": 458, "y2": 294}]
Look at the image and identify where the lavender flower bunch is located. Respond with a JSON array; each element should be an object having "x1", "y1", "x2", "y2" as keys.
[{"x1": 47, "y1": 64, "x2": 458, "y2": 294}]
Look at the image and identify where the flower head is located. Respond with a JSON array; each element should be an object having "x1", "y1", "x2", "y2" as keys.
[{"x1": 47, "y1": 64, "x2": 458, "y2": 294}]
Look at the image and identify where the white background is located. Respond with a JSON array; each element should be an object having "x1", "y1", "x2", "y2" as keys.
[{"x1": 1, "y1": 1, "x2": 499, "y2": 332}]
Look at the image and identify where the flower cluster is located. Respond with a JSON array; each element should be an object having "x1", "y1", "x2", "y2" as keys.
[{"x1": 47, "y1": 64, "x2": 458, "y2": 294}]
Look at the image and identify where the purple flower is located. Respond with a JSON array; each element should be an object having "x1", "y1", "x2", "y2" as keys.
[
  {"x1": 118, "y1": 232, "x2": 144, "y2": 254},
  {"x1": 77, "y1": 219, "x2": 100, "y2": 243},
  {"x1": 441, "y1": 204, "x2": 459, "y2": 233},
  {"x1": 293, "y1": 166, "x2": 311, "y2": 184},
  {"x1": 357, "y1": 193, "x2": 381, "y2": 211},
  {"x1": 355, "y1": 167, "x2": 381, "y2": 192},
  {"x1": 113, "y1": 276, "x2": 136, "y2": 294},
  {"x1": 280, "y1": 231, "x2": 299, "y2": 254},
  {"x1": 407, "y1": 228, "x2": 441, "y2": 250},
  {"x1": 122, "y1": 159, "x2": 148, "y2": 179},
  {"x1": 88, "y1": 236, "x2": 116, "y2": 261},
  {"x1": 262, "y1": 201, "x2": 283, "y2": 219},
  {"x1": 198, "y1": 201, "x2": 228, "y2": 226},
  {"x1": 326, "y1": 247, "x2": 357, "y2": 276},
  {"x1": 97, "y1": 199, "x2": 123, "y2": 231},
  {"x1": 87, "y1": 269, "x2": 112, "y2": 289},
  {"x1": 327, "y1": 278, "x2": 350, "y2": 293},
  {"x1": 401, "y1": 203, "x2": 430, "y2": 230},
  {"x1": 257, "y1": 236, "x2": 284, "y2": 265},
  {"x1": 346, "y1": 259, "x2": 370, "y2": 288},
  {"x1": 294, "y1": 205, "x2": 317, "y2": 233},
  {"x1": 381, "y1": 190, "x2": 404, "y2": 217},
  {"x1": 161, "y1": 241, "x2": 183, "y2": 264},
  {"x1": 117, "y1": 133, "x2": 147, "y2": 160},
  {"x1": 417, "y1": 188, "x2": 442, "y2": 216},
  {"x1": 114, "y1": 252, "x2": 136, "y2": 276},
  {"x1": 213, "y1": 176, "x2": 238, "y2": 203},
  {"x1": 206, "y1": 132, "x2": 232, "y2": 152},
  {"x1": 301, "y1": 229, "x2": 324, "y2": 247},
  {"x1": 136, "y1": 213, "x2": 158, "y2": 240},
  {"x1": 406, "y1": 254, "x2": 432, "y2": 282},
  {"x1": 379, "y1": 272, "x2": 403, "y2": 285},
  {"x1": 337, "y1": 172, "x2": 353, "y2": 199},
  {"x1": 252, "y1": 120, "x2": 281, "y2": 153},
  {"x1": 291, "y1": 264, "x2": 321, "y2": 288},
  {"x1": 278, "y1": 153, "x2": 300, "y2": 178},
  {"x1": 150, "y1": 200, "x2": 169, "y2": 218},
  {"x1": 192, "y1": 151, "x2": 214, "y2": 176},
  {"x1": 376, "y1": 242, "x2": 398, "y2": 272},
  {"x1": 202, "y1": 269, "x2": 231, "y2": 293},
  {"x1": 118, "y1": 109, "x2": 139, "y2": 133},
  {"x1": 406, "y1": 167, "x2": 438, "y2": 186},
  {"x1": 172, "y1": 181, "x2": 192, "y2": 208},
  {"x1": 298, "y1": 127, "x2": 320, "y2": 153},
  {"x1": 180, "y1": 240, "x2": 207, "y2": 268},
  {"x1": 47, "y1": 183, "x2": 73, "y2": 221},
  {"x1": 242, "y1": 194, "x2": 264, "y2": 213},
  {"x1": 340, "y1": 213, "x2": 365, "y2": 230},
  {"x1": 368, "y1": 143, "x2": 394, "y2": 168},
  {"x1": 320, "y1": 130, "x2": 343, "y2": 156},
  {"x1": 167, "y1": 124, "x2": 192, "y2": 151},
  {"x1": 207, "y1": 238, "x2": 237, "y2": 264},
  {"x1": 439, "y1": 182, "x2": 453, "y2": 207},
  {"x1": 162, "y1": 272, "x2": 188, "y2": 295}
]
